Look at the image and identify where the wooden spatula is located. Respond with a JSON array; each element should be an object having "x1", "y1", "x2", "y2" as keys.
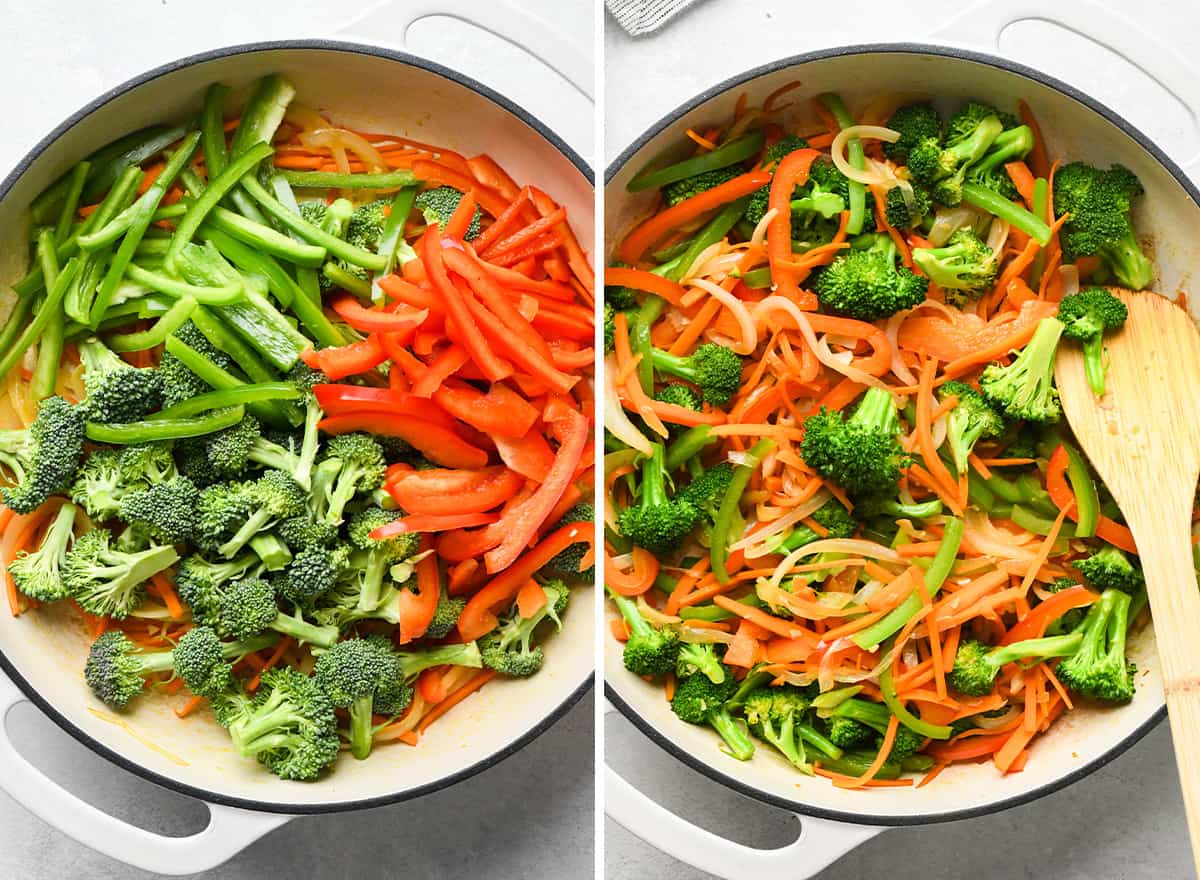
[{"x1": 1056, "y1": 287, "x2": 1200, "y2": 874}]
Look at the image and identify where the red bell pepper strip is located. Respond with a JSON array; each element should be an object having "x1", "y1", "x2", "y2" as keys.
[
  {"x1": 377, "y1": 275, "x2": 443, "y2": 312},
  {"x1": 457, "y1": 521, "x2": 593, "y2": 640},
  {"x1": 300, "y1": 334, "x2": 387, "y2": 380},
  {"x1": 435, "y1": 484, "x2": 536, "y2": 562},
  {"x1": 493, "y1": 424, "x2": 557, "y2": 481},
  {"x1": 386, "y1": 465, "x2": 523, "y2": 516},
  {"x1": 432, "y1": 380, "x2": 539, "y2": 439},
  {"x1": 319, "y1": 412, "x2": 489, "y2": 469},
  {"x1": 529, "y1": 186, "x2": 595, "y2": 294},
  {"x1": 767, "y1": 149, "x2": 822, "y2": 310},
  {"x1": 1045, "y1": 445, "x2": 1138, "y2": 553},
  {"x1": 483, "y1": 403, "x2": 589, "y2": 572},
  {"x1": 331, "y1": 295, "x2": 429, "y2": 333},
  {"x1": 423, "y1": 229, "x2": 512, "y2": 382},
  {"x1": 312, "y1": 385, "x2": 454, "y2": 427},
  {"x1": 458, "y1": 290, "x2": 579, "y2": 395},
  {"x1": 417, "y1": 667, "x2": 449, "y2": 703},
  {"x1": 443, "y1": 189, "x2": 478, "y2": 240},
  {"x1": 412, "y1": 345, "x2": 470, "y2": 398},
  {"x1": 397, "y1": 539, "x2": 440, "y2": 644},
  {"x1": 926, "y1": 735, "x2": 1010, "y2": 763},
  {"x1": 369, "y1": 511, "x2": 499, "y2": 538},
  {"x1": 410, "y1": 160, "x2": 510, "y2": 218},
  {"x1": 1000, "y1": 584, "x2": 1097, "y2": 645}
]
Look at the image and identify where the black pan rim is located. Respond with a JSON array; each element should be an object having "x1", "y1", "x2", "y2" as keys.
[
  {"x1": 0, "y1": 37, "x2": 593, "y2": 816},
  {"x1": 604, "y1": 39, "x2": 1184, "y2": 827}
]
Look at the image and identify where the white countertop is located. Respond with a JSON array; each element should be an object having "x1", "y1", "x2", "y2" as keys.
[
  {"x1": 0, "y1": 1, "x2": 594, "y2": 877},
  {"x1": 605, "y1": 1, "x2": 1198, "y2": 877}
]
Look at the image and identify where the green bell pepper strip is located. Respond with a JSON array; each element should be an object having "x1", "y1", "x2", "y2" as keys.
[
  {"x1": 80, "y1": 124, "x2": 192, "y2": 205},
  {"x1": 226, "y1": 74, "x2": 294, "y2": 225},
  {"x1": 627, "y1": 130, "x2": 766, "y2": 192},
  {"x1": 53, "y1": 161, "x2": 91, "y2": 246},
  {"x1": 151, "y1": 383, "x2": 300, "y2": 420},
  {"x1": 1011, "y1": 504, "x2": 1077, "y2": 538},
  {"x1": 201, "y1": 84, "x2": 230, "y2": 179},
  {"x1": 165, "y1": 328, "x2": 289, "y2": 429},
  {"x1": 198, "y1": 225, "x2": 344, "y2": 348},
  {"x1": 630, "y1": 312, "x2": 656, "y2": 394},
  {"x1": 853, "y1": 517, "x2": 965, "y2": 650},
  {"x1": 107, "y1": 296, "x2": 196, "y2": 352},
  {"x1": 31, "y1": 232, "x2": 64, "y2": 399},
  {"x1": 187, "y1": 305, "x2": 277, "y2": 386},
  {"x1": 711, "y1": 438, "x2": 774, "y2": 582},
  {"x1": 240, "y1": 177, "x2": 387, "y2": 271},
  {"x1": 164, "y1": 142, "x2": 279, "y2": 271},
  {"x1": 663, "y1": 196, "x2": 751, "y2": 283},
  {"x1": 0, "y1": 258, "x2": 82, "y2": 381},
  {"x1": 678, "y1": 593, "x2": 768, "y2": 622},
  {"x1": 277, "y1": 169, "x2": 417, "y2": 190},
  {"x1": 266, "y1": 173, "x2": 322, "y2": 304},
  {"x1": 664, "y1": 425, "x2": 717, "y2": 471},
  {"x1": 90, "y1": 131, "x2": 202, "y2": 326},
  {"x1": 87, "y1": 404, "x2": 245, "y2": 444},
  {"x1": 738, "y1": 266, "x2": 773, "y2": 289},
  {"x1": 0, "y1": 299, "x2": 33, "y2": 366},
  {"x1": 372, "y1": 185, "x2": 420, "y2": 302},
  {"x1": 29, "y1": 126, "x2": 161, "y2": 223},
  {"x1": 323, "y1": 262, "x2": 372, "y2": 300},
  {"x1": 124, "y1": 264, "x2": 243, "y2": 305},
  {"x1": 1062, "y1": 443, "x2": 1099, "y2": 538},
  {"x1": 817, "y1": 93, "x2": 867, "y2": 236},
  {"x1": 216, "y1": 290, "x2": 309, "y2": 372},
  {"x1": 961, "y1": 183, "x2": 1053, "y2": 246},
  {"x1": 1029, "y1": 177, "x2": 1049, "y2": 285},
  {"x1": 879, "y1": 664, "x2": 954, "y2": 740},
  {"x1": 203, "y1": 203, "x2": 327, "y2": 267}
]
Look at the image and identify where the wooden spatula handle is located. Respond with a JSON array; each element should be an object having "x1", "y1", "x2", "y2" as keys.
[{"x1": 1127, "y1": 503, "x2": 1200, "y2": 876}]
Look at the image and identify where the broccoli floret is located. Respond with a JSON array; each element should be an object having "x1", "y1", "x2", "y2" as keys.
[
  {"x1": 678, "y1": 462, "x2": 734, "y2": 527},
  {"x1": 77, "y1": 336, "x2": 164, "y2": 423},
  {"x1": 910, "y1": 102, "x2": 1006, "y2": 202},
  {"x1": 807, "y1": 159, "x2": 875, "y2": 233},
  {"x1": 743, "y1": 135, "x2": 814, "y2": 227},
  {"x1": 346, "y1": 199, "x2": 388, "y2": 250},
  {"x1": 479, "y1": 580, "x2": 570, "y2": 677},
  {"x1": 801, "y1": 387, "x2": 909, "y2": 497},
  {"x1": 425, "y1": 588, "x2": 467, "y2": 639},
  {"x1": 671, "y1": 669, "x2": 755, "y2": 761},
  {"x1": 662, "y1": 167, "x2": 739, "y2": 207},
  {"x1": 828, "y1": 715, "x2": 874, "y2": 750},
  {"x1": 175, "y1": 552, "x2": 262, "y2": 626},
  {"x1": 911, "y1": 228, "x2": 997, "y2": 304},
  {"x1": 609, "y1": 589, "x2": 680, "y2": 676},
  {"x1": 119, "y1": 442, "x2": 177, "y2": 485},
  {"x1": 314, "y1": 434, "x2": 385, "y2": 526},
  {"x1": 618, "y1": 443, "x2": 698, "y2": 554},
  {"x1": 830, "y1": 698, "x2": 924, "y2": 760},
  {"x1": 414, "y1": 186, "x2": 482, "y2": 241},
  {"x1": 542, "y1": 502, "x2": 595, "y2": 581},
  {"x1": 9, "y1": 501, "x2": 77, "y2": 602},
  {"x1": 812, "y1": 233, "x2": 928, "y2": 320},
  {"x1": 741, "y1": 686, "x2": 819, "y2": 770},
  {"x1": 276, "y1": 544, "x2": 346, "y2": 603},
  {"x1": 948, "y1": 633, "x2": 1083, "y2": 696},
  {"x1": 61, "y1": 527, "x2": 178, "y2": 619},
  {"x1": 676, "y1": 642, "x2": 726, "y2": 683},
  {"x1": 1055, "y1": 588, "x2": 1136, "y2": 703},
  {"x1": 116, "y1": 475, "x2": 199, "y2": 544},
  {"x1": 603, "y1": 303, "x2": 618, "y2": 355},
  {"x1": 980, "y1": 317, "x2": 1065, "y2": 423},
  {"x1": 1053, "y1": 162, "x2": 1153, "y2": 290},
  {"x1": 84, "y1": 625, "x2": 270, "y2": 708},
  {"x1": 215, "y1": 667, "x2": 340, "y2": 780},
  {"x1": 884, "y1": 183, "x2": 933, "y2": 231},
  {"x1": 347, "y1": 506, "x2": 420, "y2": 611},
  {"x1": 655, "y1": 383, "x2": 703, "y2": 413},
  {"x1": 198, "y1": 470, "x2": 306, "y2": 558},
  {"x1": 649, "y1": 342, "x2": 742, "y2": 406},
  {"x1": 202, "y1": 415, "x2": 261, "y2": 478},
  {"x1": 219, "y1": 577, "x2": 338, "y2": 649},
  {"x1": 313, "y1": 636, "x2": 408, "y2": 759},
  {"x1": 965, "y1": 126, "x2": 1035, "y2": 200},
  {"x1": 70, "y1": 449, "x2": 128, "y2": 521},
  {"x1": 277, "y1": 515, "x2": 338, "y2": 551},
  {"x1": 157, "y1": 322, "x2": 238, "y2": 407},
  {"x1": 0, "y1": 396, "x2": 85, "y2": 514},
  {"x1": 884, "y1": 103, "x2": 942, "y2": 163},
  {"x1": 1056, "y1": 287, "x2": 1128, "y2": 395},
  {"x1": 776, "y1": 499, "x2": 857, "y2": 554},
  {"x1": 940, "y1": 380, "x2": 1006, "y2": 475},
  {"x1": 1074, "y1": 545, "x2": 1145, "y2": 593}
]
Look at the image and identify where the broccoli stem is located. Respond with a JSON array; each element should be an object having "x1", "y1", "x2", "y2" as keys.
[
  {"x1": 607, "y1": 589, "x2": 657, "y2": 642},
  {"x1": 854, "y1": 517, "x2": 964, "y2": 650},
  {"x1": 711, "y1": 439, "x2": 774, "y2": 583},
  {"x1": 268, "y1": 609, "x2": 337, "y2": 648},
  {"x1": 86, "y1": 404, "x2": 245, "y2": 445},
  {"x1": 798, "y1": 722, "x2": 844, "y2": 761},
  {"x1": 961, "y1": 182, "x2": 1052, "y2": 245},
  {"x1": 249, "y1": 534, "x2": 292, "y2": 571},
  {"x1": 664, "y1": 425, "x2": 717, "y2": 471},
  {"x1": 348, "y1": 695, "x2": 376, "y2": 759},
  {"x1": 709, "y1": 708, "x2": 755, "y2": 761},
  {"x1": 220, "y1": 507, "x2": 275, "y2": 558},
  {"x1": 1082, "y1": 334, "x2": 1107, "y2": 396},
  {"x1": 818, "y1": 93, "x2": 867, "y2": 235}
]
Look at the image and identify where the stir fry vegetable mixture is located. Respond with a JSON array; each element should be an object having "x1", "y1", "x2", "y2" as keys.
[
  {"x1": 605, "y1": 88, "x2": 1158, "y2": 788},
  {"x1": 0, "y1": 75, "x2": 595, "y2": 781}
]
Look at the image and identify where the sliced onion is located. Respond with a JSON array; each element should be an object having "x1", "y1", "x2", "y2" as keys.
[
  {"x1": 963, "y1": 509, "x2": 1038, "y2": 559},
  {"x1": 928, "y1": 205, "x2": 982, "y2": 247},
  {"x1": 971, "y1": 706, "x2": 1021, "y2": 729},
  {"x1": 604, "y1": 355, "x2": 653, "y2": 456},
  {"x1": 831, "y1": 126, "x2": 901, "y2": 185},
  {"x1": 300, "y1": 128, "x2": 387, "y2": 173},
  {"x1": 754, "y1": 296, "x2": 889, "y2": 390},
  {"x1": 283, "y1": 104, "x2": 331, "y2": 133},
  {"x1": 765, "y1": 538, "x2": 903, "y2": 591},
  {"x1": 757, "y1": 579, "x2": 861, "y2": 621},
  {"x1": 751, "y1": 207, "x2": 777, "y2": 249},
  {"x1": 818, "y1": 637, "x2": 857, "y2": 692},
  {"x1": 895, "y1": 178, "x2": 917, "y2": 216},
  {"x1": 778, "y1": 643, "x2": 897, "y2": 689},
  {"x1": 1058, "y1": 264, "x2": 1080, "y2": 300},
  {"x1": 885, "y1": 309, "x2": 919, "y2": 385},
  {"x1": 638, "y1": 596, "x2": 681, "y2": 626},
  {"x1": 689, "y1": 278, "x2": 758, "y2": 355},
  {"x1": 680, "y1": 625, "x2": 736, "y2": 645},
  {"x1": 734, "y1": 488, "x2": 832, "y2": 555},
  {"x1": 985, "y1": 218, "x2": 1011, "y2": 255},
  {"x1": 681, "y1": 241, "x2": 727, "y2": 282}
]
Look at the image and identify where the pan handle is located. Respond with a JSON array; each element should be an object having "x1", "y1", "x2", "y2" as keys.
[
  {"x1": 933, "y1": 0, "x2": 1200, "y2": 172},
  {"x1": 605, "y1": 766, "x2": 879, "y2": 880},
  {"x1": 0, "y1": 671, "x2": 292, "y2": 876},
  {"x1": 342, "y1": 0, "x2": 593, "y2": 101}
]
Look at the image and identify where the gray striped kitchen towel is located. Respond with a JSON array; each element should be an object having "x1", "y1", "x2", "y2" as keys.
[{"x1": 606, "y1": 0, "x2": 705, "y2": 35}]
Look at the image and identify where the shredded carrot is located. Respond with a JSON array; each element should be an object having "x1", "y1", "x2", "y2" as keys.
[{"x1": 417, "y1": 670, "x2": 498, "y2": 734}]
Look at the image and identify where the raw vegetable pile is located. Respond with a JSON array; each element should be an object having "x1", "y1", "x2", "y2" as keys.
[
  {"x1": 604, "y1": 86, "x2": 1159, "y2": 789},
  {"x1": 0, "y1": 74, "x2": 595, "y2": 781}
]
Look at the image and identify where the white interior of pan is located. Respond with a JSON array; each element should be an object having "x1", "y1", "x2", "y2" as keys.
[
  {"x1": 605, "y1": 50, "x2": 1189, "y2": 820},
  {"x1": 0, "y1": 46, "x2": 594, "y2": 809}
]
